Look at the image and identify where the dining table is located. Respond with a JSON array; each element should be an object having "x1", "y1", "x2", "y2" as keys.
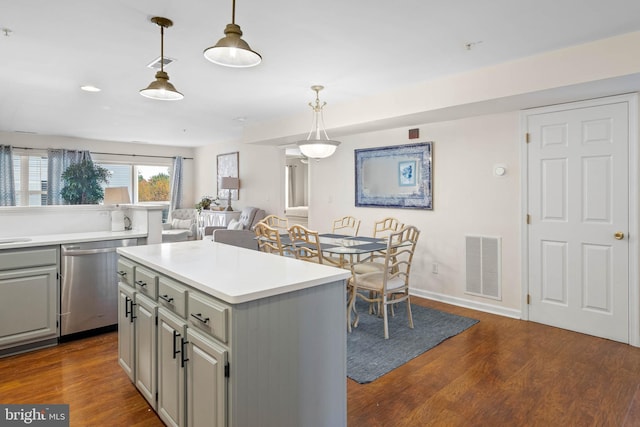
[
  {"x1": 277, "y1": 232, "x2": 388, "y2": 267},
  {"x1": 275, "y1": 232, "x2": 395, "y2": 331}
]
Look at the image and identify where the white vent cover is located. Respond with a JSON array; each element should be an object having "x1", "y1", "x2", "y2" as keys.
[
  {"x1": 466, "y1": 236, "x2": 501, "y2": 300},
  {"x1": 147, "y1": 56, "x2": 175, "y2": 70}
]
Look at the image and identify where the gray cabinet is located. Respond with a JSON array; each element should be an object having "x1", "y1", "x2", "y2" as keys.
[
  {"x1": 186, "y1": 328, "x2": 227, "y2": 427},
  {"x1": 117, "y1": 282, "x2": 136, "y2": 381},
  {"x1": 135, "y1": 292, "x2": 157, "y2": 410},
  {"x1": 120, "y1": 258, "x2": 227, "y2": 427},
  {"x1": 117, "y1": 258, "x2": 158, "y2": 411},
  {"x1": 185, "y1": 289, "x2": 229, "y2": 427},
  {"x1": 157, "y1": 308, "x2": 187, "y2": 427},
  {"x1": 0, "y1": 247, "x2": 58, "y2": 356}
]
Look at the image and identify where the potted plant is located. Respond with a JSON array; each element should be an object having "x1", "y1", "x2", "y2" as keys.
[
  {"x1": 60, "y1": 160, "x2": 111, "y2": 204},
  {"x1": 195, "y1": 196, "x2": 219, "y2": 213}
]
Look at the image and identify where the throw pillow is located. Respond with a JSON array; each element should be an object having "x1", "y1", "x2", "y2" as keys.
[
  {"x1": 227, "y1": 219, "x2": 244, "y2": 230},
  {"x1": 171, "y1": 219, "x2": 192, "y2": 230}
]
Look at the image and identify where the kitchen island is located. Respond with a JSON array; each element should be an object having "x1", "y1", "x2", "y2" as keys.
[{"x1": 117, "y1": 240, "x2": 350, "y2": 427}]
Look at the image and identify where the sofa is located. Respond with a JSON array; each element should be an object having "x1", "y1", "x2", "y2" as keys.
[
  {"x1": 162, "y1": 208, "x2": 198, "y2": 242},
  {"x1": 204, "y1": 206, "x2": 266, "y2": 250}
]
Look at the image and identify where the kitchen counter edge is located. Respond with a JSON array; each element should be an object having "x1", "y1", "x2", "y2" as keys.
[
  {"x1": 117, "y1": 241, "x2": 351, "y2": 305},
  {"x1": 0, "y1": 231, "x2": 148, "y2": 250}
]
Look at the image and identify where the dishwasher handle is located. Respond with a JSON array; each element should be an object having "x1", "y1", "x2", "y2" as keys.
[{"x1": 62, "y1": 246, "x2": 119, "y2": 256}]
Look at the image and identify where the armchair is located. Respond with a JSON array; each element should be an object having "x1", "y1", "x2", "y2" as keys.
[
  {"x1": 162, "y1": 208, "x2": 198, "y2": 242},
  {"x1": 204, "y1": 206, "x2": 266, "y2": 250}
]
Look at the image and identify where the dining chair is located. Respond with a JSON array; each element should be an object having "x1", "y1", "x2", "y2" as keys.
[
  {"x1": 373, "y1": 217, "x2": 404, "y2": 239},
  {"x1": 352, "y1": 217, "x2": 405, "y2": 275},
  {"x1": 353, "y1": 217, "x2": 406, "y2": 314},
  {"x1": 288, "y1": 224, "x2": 324, "y2": 264},
  {"x1": 347, "y1": 225, "x2": 420, "y2": 338},
  {"x1": 260, "y1": 214, "x2": 289, "y2": 232},
  {"x1": 323, "y1": 216, "x2": 362, "y2": 268},
  {"x1": 332, "y1": 216, "x2": 361, "y2": 236},
  {"x1": 254, "y1": 222, "x2": 286, "y2": 256}
]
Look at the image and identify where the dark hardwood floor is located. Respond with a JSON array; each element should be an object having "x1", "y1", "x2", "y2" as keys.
[{"x1": 2, "y1": 296, "x2": 640, "y2": 426}]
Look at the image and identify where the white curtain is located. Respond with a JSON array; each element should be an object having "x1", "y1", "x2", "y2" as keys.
[
  {"x1": 0, "y1": 145, "x2": 16, "y2": 206},
  {"x1": 47, "y1": 149, "x2": 92, "y2": 205},
  {"x1": 169, "y1": 156, "x2": 183, "y2": 212}
]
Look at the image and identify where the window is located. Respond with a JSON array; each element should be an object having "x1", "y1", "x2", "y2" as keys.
[
  {"x1": 98, "y1": 163, "x2": 170, "y2": 202},
  {"x1": 137, "y1": 165, "x2": 171, "y2": 202},
  {"x1": 8, "y1": 152, "x2": 173, "y2": 212},
  {"x1": 13, "y1": 151, "x2": 48, "y2": 206},
  {"x1": 98, "y1": 163, "x2": 171, "y2": 222}
]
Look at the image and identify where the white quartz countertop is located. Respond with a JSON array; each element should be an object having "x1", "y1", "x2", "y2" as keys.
[
  {"x1": 0, "y1": 230, "x2": 147, "y2": 250},
  {"x1": 117, "y1": 240, "x2": 351, "y2": 304}
]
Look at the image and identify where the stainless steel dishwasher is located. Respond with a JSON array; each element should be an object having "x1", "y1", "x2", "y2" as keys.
[{"x1": 60, "y1": 239, "x2": 138, "y2": 337}]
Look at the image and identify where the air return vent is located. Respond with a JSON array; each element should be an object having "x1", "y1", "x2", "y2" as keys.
[
  {"x1": 147, "y1": 56, "x2": 175, "y2": 70},
  {"x1": 465, "y1": 235, "x2": 501, "y2": 300}
]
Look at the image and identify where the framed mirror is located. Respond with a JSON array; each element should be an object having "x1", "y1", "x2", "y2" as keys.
[{"x1": 355, "y1": 142, "x2": 433, "y2": 209}]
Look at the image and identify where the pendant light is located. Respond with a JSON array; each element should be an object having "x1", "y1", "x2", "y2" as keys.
[
  {"x1": 203, "y1": 0, "x2": 261, "y2": 68},
  {"x1": 140, "y1": 17, "x2": 184, "y2": 101},
  {"x1": 296, "y1": 85, "x2": 341, "y2": 159}
]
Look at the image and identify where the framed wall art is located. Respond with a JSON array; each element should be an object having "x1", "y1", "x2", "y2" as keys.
[
  {"x1": 217, "y1": 151, "x2": 239, "y2": 201},
  {"x1": 355, "y1": 142, "x2": 433, "y2": 209}
]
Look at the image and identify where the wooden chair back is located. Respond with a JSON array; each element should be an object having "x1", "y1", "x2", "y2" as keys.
[
  {"x1": 254, "y1": 222, "x2": 285, "y2": 256},
  {"x1": 332, "y1": 216, "x2": 361, "y2": 236},
  {"x1": 373, "y1": 217, "x2": 404, "y2": 239},
  {"x1": 260, "y1": 215, "x2": 289, "y2": 232},
  {"x1": 288, "y1": 224, "x2": 324, "y2": 264},
  {"x1": 382, "y1": 225, "x2": 420, "y2": 293}
]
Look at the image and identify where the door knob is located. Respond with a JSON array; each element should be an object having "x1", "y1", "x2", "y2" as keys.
[{"x1": 614, "y1": 232, "x2": 624, "y2": 240}]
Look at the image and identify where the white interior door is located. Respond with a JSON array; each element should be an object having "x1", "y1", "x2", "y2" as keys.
[{"x1": 526, "y1": 98, "x2": 630, "y2": 343}]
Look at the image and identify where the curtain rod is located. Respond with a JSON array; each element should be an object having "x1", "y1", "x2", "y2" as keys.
[{"x1": 11, "y1": 146, "x2": 193, "y2": 160}]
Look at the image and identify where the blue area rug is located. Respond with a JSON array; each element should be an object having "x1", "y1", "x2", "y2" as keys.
[{"x1": 347, "y1": 299, "x2": 479, "y2": 384}]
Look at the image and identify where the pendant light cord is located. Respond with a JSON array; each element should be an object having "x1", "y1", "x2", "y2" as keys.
[
  {"x1": 231, "y1": 0, "x2": 236, "y2": 24},
  {"x1": 160, "y1": 25, "x2": 165, "y2": 73}
]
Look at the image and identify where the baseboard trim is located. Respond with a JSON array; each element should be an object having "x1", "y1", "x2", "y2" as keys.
[
  {"x1": 411, "y1": 289, "x2": 522, "y2": 319},
  {"x1": 0, "y1": 337, "x2": 58, "y2": 358}
]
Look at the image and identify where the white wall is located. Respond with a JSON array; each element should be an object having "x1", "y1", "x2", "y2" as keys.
[
  {"x1": 193, "y1": 142, "x2": 282, "y2": 215},
  {"x1": 307, "y1": 112, "x2": 521, "y2": 314}
]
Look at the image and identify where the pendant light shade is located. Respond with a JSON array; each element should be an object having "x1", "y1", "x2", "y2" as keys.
[
  {"x1": 140, "y1": 71, "x2": 184, "y2": 100},
  {"x1": 203, "y1": 0, "x2": 261, "y2": 68},
  {"x1": 296, "y1": 85, "x2": 341, "y2": 159},
  {"x1": 140, "y1": 17, "x2": 183, "y2": 101}
]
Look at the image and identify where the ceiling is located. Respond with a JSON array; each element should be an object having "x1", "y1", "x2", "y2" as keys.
[{"x1": 1, "y1": 0, "x2": 640, "y2": 147}]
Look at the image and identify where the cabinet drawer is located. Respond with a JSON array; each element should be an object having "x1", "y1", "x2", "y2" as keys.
[
  {"x1": 158, "y1": 276, "x2": 187, "y2": 318},
  {"x1": 117, "y1": 258, "x2": 135, "y2": 287},
  {"x1": 188, "y1": 292, "x2": 229, "y2": 344},
  {"x1": 0, "y1": 247, "x2": 57, "y2": 271},
  {"x1": 134, "y1": 266, "x2": 158, "y2": 300}
]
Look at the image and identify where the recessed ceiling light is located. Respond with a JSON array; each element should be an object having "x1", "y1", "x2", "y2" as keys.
[{"x1": 80, "y1": 85, "x2": 101, "y2": 92}]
